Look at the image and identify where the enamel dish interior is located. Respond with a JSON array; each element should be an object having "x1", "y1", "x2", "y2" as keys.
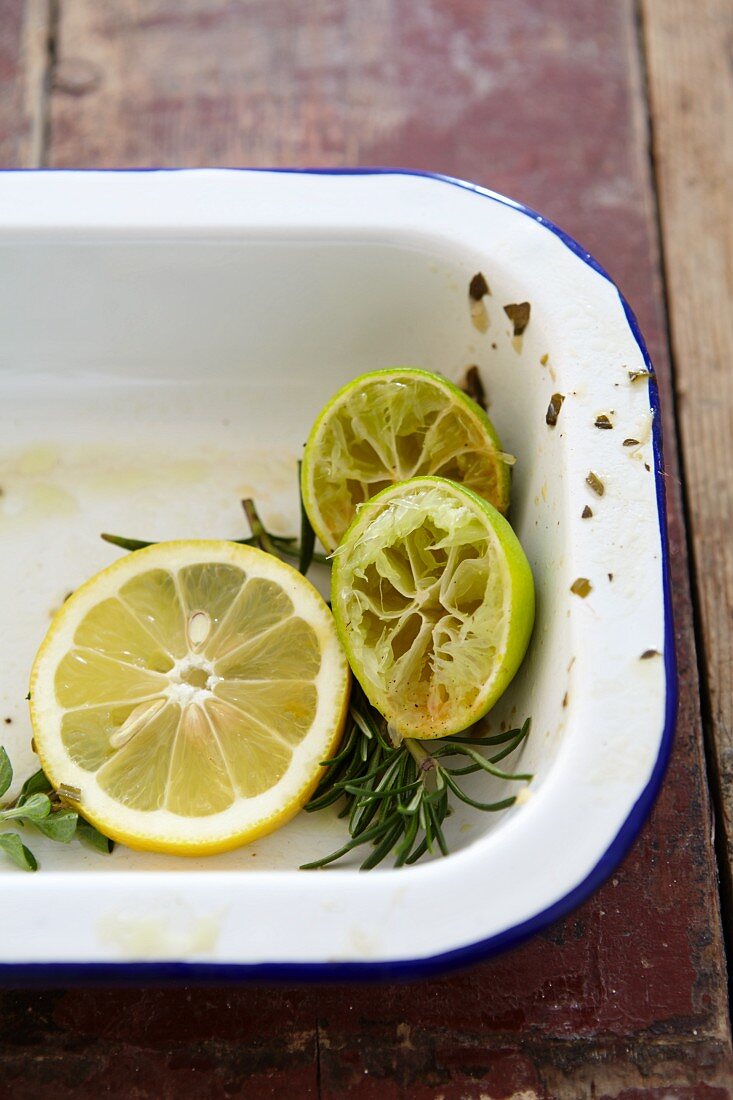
[{"x1": 0, "y1": 170, "x2": 673, "y2": 978}]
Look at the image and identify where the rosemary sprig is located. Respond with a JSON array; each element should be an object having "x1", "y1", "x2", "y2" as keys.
[
  {"x1": 0, "y1": 747, "x2": 113, "y2": 871},
  {"x1": 101, "y1": 521, "x2": 328, "y2": 567},
  {"x1": 102, "y1": 461, "x2": 329, "y2": 566},
  {"x1": 241, "y1": 498, "x2": 278, "y2": 556},
  {"x1": 301, "y1": 688, "x2": 531, "y2": 870}
]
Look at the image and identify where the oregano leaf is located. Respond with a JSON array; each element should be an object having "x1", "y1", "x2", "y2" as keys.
[
  {"x1": 35, "y1": 808, "x2": 78, "y2": 843},
  {"x1": 77, "y1": 818, "x2": 114, "y2": 854},
  {"x1": 0, "y1": 792, "x2": 52, "y2": 823},
  {"x1": 17, "y1": 768, "x2": 53, "y2": 805},
  {"x1": 0, "y1": 748, "x2": 12, "y2": 800},
  {"x1": 0, "y1": 831, "x2": 38, "y2": 871}
]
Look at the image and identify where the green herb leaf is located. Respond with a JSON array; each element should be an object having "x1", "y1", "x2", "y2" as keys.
[
  {"x1": 0, "y1": 792, "x2": 52, "y2": 823},
  {"x1": 0, "y1": 747, "x2": 12, "y2": 799},
  {"x1": 101, "y1": 533, "x2": 154, "y2": 551},
  {"x1": 17, "y1": 768, "x2": 53, "y2": 804},
  {"x1": 0, "y1": 832, "x2": 38, "y2": 871},
  {"x1": 77, "y1": 818, "x2": 115, "y2": 853},
  {"x1": 35, "y1": 808, "x2": 78, "y2": 843}
]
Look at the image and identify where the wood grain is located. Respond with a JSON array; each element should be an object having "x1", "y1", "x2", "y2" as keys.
[
  {"x1": 0, "y1": 0, "x2": 731, "y2": 1096},
  {"x1": 642, "y1": 0, "x2": 733, "y2": 884},
  {"x1": 0, "y1": 0, "x2": 51, "y2": 166}
]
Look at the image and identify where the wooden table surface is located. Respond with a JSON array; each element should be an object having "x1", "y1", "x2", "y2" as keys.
[{"x1": 1, "y1": 1, "x2": 732, "y2": 1096}]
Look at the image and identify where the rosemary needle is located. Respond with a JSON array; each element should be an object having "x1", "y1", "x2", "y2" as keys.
[{"x1": 297, "y1": 459, "x2": 316, "y2": 575}]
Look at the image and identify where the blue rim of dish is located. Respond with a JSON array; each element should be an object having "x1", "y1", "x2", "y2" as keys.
[{"x1": 0, "y1": 167, "x2": 677, "y2": 986}]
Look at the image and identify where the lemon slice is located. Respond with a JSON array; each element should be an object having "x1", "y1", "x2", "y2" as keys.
[
  {"x1": 331, "y1": 477, "x2": 534, "y2": 739},
  {"x1": 29, "y1": 541, "x2": 350, "y2": 854},
  {"x1": 301, "y1": 368, "x2": 511, "y2": 551}
]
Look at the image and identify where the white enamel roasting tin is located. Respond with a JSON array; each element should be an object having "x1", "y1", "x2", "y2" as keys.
[{"x1": 0, "y1": 169, "x2": 674, "y2": 982}]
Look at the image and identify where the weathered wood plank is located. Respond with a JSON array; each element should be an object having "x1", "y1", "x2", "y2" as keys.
[
  {"x1": 0, "y1": 0, "x2": 51, "y2": 167},
  {"x1": 642, "y1": 0, "x2": 733, "y2": 887},
  {"x1": 0, "y1": 0, "x2": 728, "y2": 1096}
]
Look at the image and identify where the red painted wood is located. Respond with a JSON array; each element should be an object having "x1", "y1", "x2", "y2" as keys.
[
  {"x1": 1, "y1": 0, "x2": 732, "y2": 1095},
  {"x1": 0, "y1": 0, "x2": 45, "y2": 166}
]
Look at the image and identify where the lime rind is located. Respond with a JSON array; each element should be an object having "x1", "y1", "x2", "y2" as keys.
[
  {"x1": 331, "y1": 477, "x2": 534, "y2": 739},
  {"x1": 301, "y1": 368, "x2": 511, "y2": 551}
]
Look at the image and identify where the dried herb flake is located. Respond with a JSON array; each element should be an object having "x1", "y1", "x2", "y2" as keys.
[
  {"x1": 503, "y1": 302, "x2": 531, "y2": 336},
  {"x1": 545, "y1": 393, "x2": 565, "y2": 427},
  {"x1": 570, "y1": 577, "x2": 592, "y2": 598},
  {"x1": 540, "y1": 353, "x2": 549, "y2": 366},
  {"x1": 586, "y1": 471, "x2": 605, "y2": 496},
  {"x1": 623, "y1": 438, "x2": 640, "y2": 447},
  {"x1": 581, "y1": 505, "x2": 593, "y2": 519},
  {"x1": 640, "y1": 648, "x2": 660, "y2": 659},
  {"x1": 461, "y1": 365, "x2": 488, "y2": 411},
  {"x1": 469, "y1": 272, "x2": 490, "y2": 300},
  {"x1": 57, "y1": 784, "x2": 82, "y2": 803},
  {"x1": 628, "y1": 368, "x2": 655, "y2": 383},
  {"x1": 594, "y1": 414, "x2": 613, "y2": 429}
]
